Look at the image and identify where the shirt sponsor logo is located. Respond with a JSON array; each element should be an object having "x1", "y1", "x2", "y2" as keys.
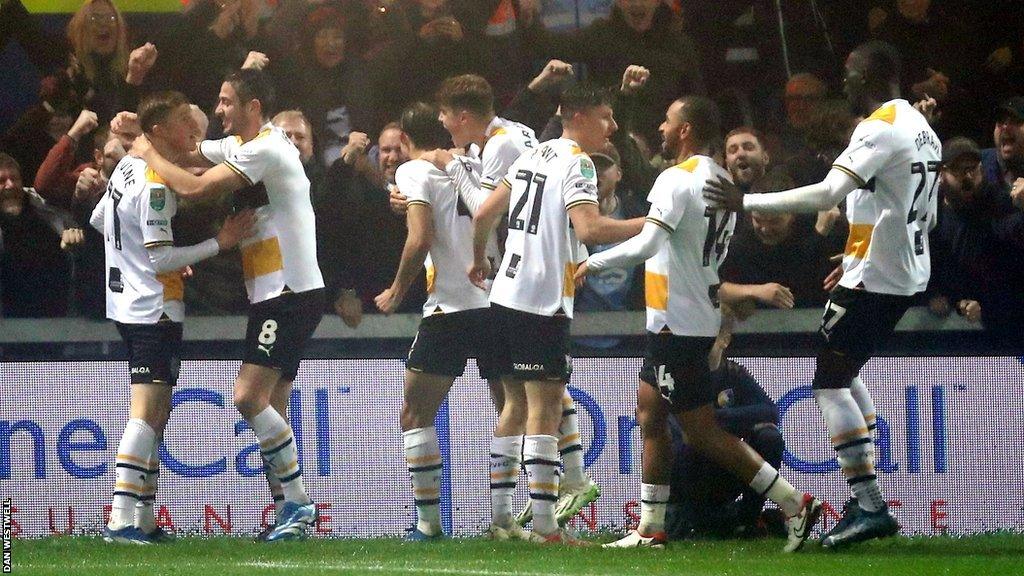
[
  {"x1": 147, "y1": 219, "x2": 169, "y2": 226},
  {"x1": 130, "y1": 366, "x2": 151, "y2": 375},
  {"x1": 514, "y1": 362, "x2": 544, "y2": 371}
]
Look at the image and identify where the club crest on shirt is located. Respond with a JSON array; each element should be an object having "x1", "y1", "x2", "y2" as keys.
[
  {"x1": 149, "y1": 187, "x2": 166, "y2": 211},
  {"x1": 579, "y1": 157, "x2": 596, "y2": 180}
]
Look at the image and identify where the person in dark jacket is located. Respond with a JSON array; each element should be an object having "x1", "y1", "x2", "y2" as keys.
[
  {"x1": 929, "y1": 137, "x2": 1024, "y2": 348},
  {"x1": 665, "y1": 356, "x2": 786, "y2": 539}
]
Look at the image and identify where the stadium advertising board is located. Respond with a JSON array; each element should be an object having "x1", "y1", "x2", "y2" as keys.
[{"x1": 2, "y1": 357, "x2": 1022, "y2": 537}]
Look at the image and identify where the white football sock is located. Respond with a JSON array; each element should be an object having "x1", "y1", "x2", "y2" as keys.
[
  {"x1": 489, "y1": 435, "x2": 523, "y2": 528},
  {"x1": 110, "y1": 419, "x2": 156, "y2": 530},
  {"x1": 403, "y1": 426, "x2": 443, "y2": 535},
  {"x1": 524, "y1": 435, "x2": 560, "y2": 535},
  {"x1": 815, "y1": 388, "x2": 885, "y2": 512},
  {"x1": 558, "y1": 392, "x2": 586, "y2": 487},
  {"x1": 638, "y1": 483, "x2": 669, "y2": 535},
  {"x1": 251, "y1": 406, "x2": 309, "y2": 505}
]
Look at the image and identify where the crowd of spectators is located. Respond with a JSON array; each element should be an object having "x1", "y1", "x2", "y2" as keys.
[{"x1": 0, "y1": 0, "x2": 1021, "y2": 345}]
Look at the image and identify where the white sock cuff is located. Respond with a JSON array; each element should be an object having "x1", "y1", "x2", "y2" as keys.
[
  {"x1": 403, "y1": 426, "x2": 438, "y2": 450},
  {"x1": 523, "y1": 435, "x2": 559, "y2": 459},
  {"x1": 125, "y1": 418, "x2": 157, "y2": 443},
  {"x1": 490, "y1": 435, "x2": 524, "y2": 457},
  {"x1": 640, "y1": 483, "x2": 670, "y2": 503},
  {"x1": 250, "y1": 406, "x2": 286, "y2": 433},
  {"x1": 749, "y1": 462, "x2": 780, "y2": 495}
]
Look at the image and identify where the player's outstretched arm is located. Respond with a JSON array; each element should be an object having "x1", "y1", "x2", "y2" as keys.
[
  {"x1": 704, "y1": 169, "x2": 860, "y2": 214},
  {"x1": 134, "y1": 134, "x2": 247, "y2": 198},
  {"x1": 568, "y1": 202, "x2": 644, "y2": 246},
  {"x1": 719, "y1": 282, "x2": 795, "y2": 310},
  {"x1": 468, "y1": 180, "x2": 511, "y2": 288},
  {"x1": 147, "y1": 209, "x2": 256, "y2": 273},
  {"x1": 375, "y1": 204, "x2": 434, "y2": 314},
  {"x1": 576, "y1": 220, "x2": 667, "y2": 281}
]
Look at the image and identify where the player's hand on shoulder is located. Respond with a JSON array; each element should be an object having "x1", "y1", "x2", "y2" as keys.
[
  {"x1": 703, "y1": 175, "x2": 744, "y2": 211},
  {"x1": 129, "y1": 133, "x2": 153, "y2": 158},
  {"x1": 216, "y1": 209, "x2": 257, "y2": 251},
  {"x1": 60, "y1": 228, "x2": 84, "y2": 251},
  {"x1": 755, "y1": 282, "x2": 794, "y2": 309},
  {"x1": 389, "y1": 186, "x2": 409, "y2": 216},
  {"x1": 620, "y1": 65, "x2": 650, "y2": 95}
]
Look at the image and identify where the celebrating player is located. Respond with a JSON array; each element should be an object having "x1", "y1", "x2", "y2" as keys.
[
  {"x1": 704, "y1": 40, "x2": 941, "y2": 549},
  {"x1": 577, "y1": 95, "x2": 822, "y2": 552},
  {"x1": 374, "y1": 102, "x2": 514, "y2": 539},
  {"x1": 132, "y1": 69, "x2": 326, "y2": 542},
  {"x1": 470, "y1": 83, "x2": 644, "y2": 543},
  {"x1": 93, "y1": 91, "x2": 254, "y2": 544}
]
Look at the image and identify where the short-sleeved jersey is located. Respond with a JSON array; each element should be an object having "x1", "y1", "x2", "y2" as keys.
[
  {"x1": 479, "y1": 116, "x2": 537, "y2": 191},
  {"x1": 489, "y1": 138, "x2": 599, "y2": 318},
  {"x1": 644, "y1": 156, "x2": 735, "y2": 337},
  {"x1": 91, "y1": 156, "x2": 184, "y2": 324},
  {"x1": 831, "y1": 99, "x2": 940, "y2": 296},
  {"x1": 398, "y1": 158, "x2": 490, "y2": 316},
  {"x1": 200, "y1": 123, "x2": 324, "y2": 303}
]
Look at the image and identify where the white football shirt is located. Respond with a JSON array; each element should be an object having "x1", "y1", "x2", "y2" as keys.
[
  {"x1": 479, "y1": 116, "x2": 537, "y2": 190},
  {"x1": 91, "y1": 156, "x2": 184, "y2": 324},
  {"x1": 644, "y1": 156, "x2": 735, "y2": 337},
  {"x1": 398, "y1": 158, "x2": 490, "y2": 315},
  {"x1": 832, "y1": 99, "x2": 940, "y2": 296},
  {"x1": 200, "y1": 123, "x2": 324, "y2": 303},
  {"x1": 488, "y1": 138, "x2": 599, "y2": 318}
]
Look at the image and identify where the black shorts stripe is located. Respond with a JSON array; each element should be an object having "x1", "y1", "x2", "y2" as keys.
[
  {"x1": 115, "y1": 462, "x2": 150, "y2": 474},
  {"x1": 490, "y1": 482, "x2": 517, "y2": 489},
  {"x1": 645, "y1": 217, "x2": 674, "y2": 234},
  {"x1": 522, "y1": 458, "x2": 560, "y2": 467},
  {"x1": 847, "y1": 474, "x2": 877, "y2": 485},
  {"x1": 529, "y1": 493, "x2": 559, "y2": 502},
  {"x1": 834, "y1": 437, "x2": 872, "y2": 452},
  {"x1": 831, "y1": 164, "x2": 867, "y2": 188},
  {"x1": 262, "y1": 437, "x2": 294, "y2": 457},
  {"x1": 409, "y1": 464, "x2": 444, "y2": 473},
  {"x1": 278, "y1": 469, "x2": 302, "y2": 483}
]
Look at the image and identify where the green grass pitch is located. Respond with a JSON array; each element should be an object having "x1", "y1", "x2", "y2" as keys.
[{"x1": 12, "y1": 533, "x2": 1024, "y2": 576}]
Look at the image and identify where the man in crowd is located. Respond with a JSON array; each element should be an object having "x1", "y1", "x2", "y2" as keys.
[{"x1": 981, "y1": 97, "x2": 1024, "y2": 195}]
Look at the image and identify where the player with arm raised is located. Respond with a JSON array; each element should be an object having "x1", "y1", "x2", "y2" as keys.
[
  {"x1": 94, "y1": 91, "x2": 254, "y2": 544},
  {"x1": 704, "y1": 41, "x2": 941, "y2": 549},
  {"x1": 131, "y1": 69, "x2": 326, "y2": 542},
  {"x1": 470, "y1": 83, "x2": 644, "y2": 544},
  {"x1": 577, "y1": 96, "x2": 822, "y2": 552}
]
